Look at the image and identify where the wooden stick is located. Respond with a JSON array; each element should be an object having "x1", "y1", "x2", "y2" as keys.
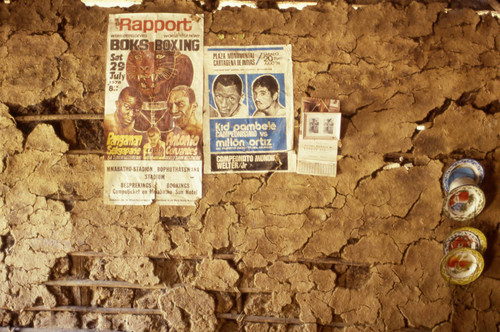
[
  {"x1": 69, "y1": 251, "x2": 235, "y2": 261},
  {"x1": 27, "y1": 306, "x2": 347, "y2": 327},
  {"x1": 44, "y1": 279, "x2": 266, "y2": 294},
  {"x1": 10, "y1": 306, "x2": 431, "y2": 330},
  {"x1": 218, "y1": 313, "x2": 348, "y2": 327},
  {"x1": 0, "y1": 329, "x2": 116, "y2": 332},
  {"x1": 28, "y1": 305, "x2": 161, "y2": 315},
  {"x1": 283, "y1": 256, "x2": 368, "y2": 266},
  {"x1": 44, "y1": 279, "x2": 165, "y2": 290},
  {"x1": 236, "y1": 293, "x2": 243, "y2": 313},
  {"x1": 69, "y1": 251, "x2": 368, "y2": 266},
  {"x1": 14, "y1": 114, "x2": 103, "y2": 122},
  {"x1": 66, "y1": 150, "x2": 105, "y2": 155}
]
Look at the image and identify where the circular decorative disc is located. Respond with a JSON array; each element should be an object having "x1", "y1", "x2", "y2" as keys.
[
  {"x1": 443, "y1": 227, "x2": 487, "y2": 255},
  {"x1": 443, "y1": 185, "x2": 485, "y2": 221},
  {"x1": 442, "y1": 159, "x2": 485, "y2": 193},
  {"x1": 440, "y1": 247, "x2": 484, "y2": 285}
]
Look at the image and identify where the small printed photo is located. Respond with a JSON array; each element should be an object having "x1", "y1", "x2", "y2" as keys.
[
  {"x1": 324, "y1": 118, "x2": 335, "y2": 135},
  {"x1": 303, "y1": 112, "x2": 341, "y2": 140},
  {"x1": 308, "y1": 117, "x2": 319, "y2": 134}
]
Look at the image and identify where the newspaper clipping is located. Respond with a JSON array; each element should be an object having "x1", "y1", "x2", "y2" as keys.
[
  {"x1": 297, "y1": 97, "x2": 341, "y2": 177},
  {"x1": 104, "y1": 13, "x2": 203, "y2": 205},
  {"x1": 203, "y1": 45, "x2": 296, "y2": 173}
]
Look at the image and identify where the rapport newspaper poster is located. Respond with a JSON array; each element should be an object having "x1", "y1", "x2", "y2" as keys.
[
  {"x1": 297, "y1": 97, "x2": 341, "y2": 177},
  {"x1": 203, "y1": 45, "x2": 296, "y2": 173},
  {"x1": 104, "y1": 13, "x2": 203, "y2": 205}
]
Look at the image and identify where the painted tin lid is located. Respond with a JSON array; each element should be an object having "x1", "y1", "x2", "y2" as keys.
[
  {"x1": 442, "y1": 159, "x2": 484, "y2": 193},
  {"x1": 443, "y1": 185, "x2": 485, "y2": 221},
  {"x1": 443, "y1": 227, "x2": 487, "y2": 255},
  {"x1": 440, "y1": 247, "x2": 484, "y2": 285}
]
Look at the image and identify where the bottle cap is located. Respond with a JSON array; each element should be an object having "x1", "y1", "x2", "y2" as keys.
[
  {"x1": 440, "y1": 247, "x2": 484, "y2": 285},
  {"x1": 443, "y1": 185, "x2": 485, "y2": 221},
  {"x1": 444, "y1": 227, "x2": 487, "y2": 255}
]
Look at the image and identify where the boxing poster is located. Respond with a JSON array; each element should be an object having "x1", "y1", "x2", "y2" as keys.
[
  {"x1": 104, "y1": 13, "x2": 203, "y2": 205},
  {"x1": 203, "y1": 45, "x2": 296, "y2": 173}
]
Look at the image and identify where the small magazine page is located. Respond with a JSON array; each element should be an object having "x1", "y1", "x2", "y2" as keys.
[
  {"x1": 203, "y1": 45, "x2": 296, "y2": 173},
  {"x1": 297, "y1": 97, "x2": 341, "y2": 177},
  {"x1": 104, "y1": 13, "x2": 203, "y2": 205}
]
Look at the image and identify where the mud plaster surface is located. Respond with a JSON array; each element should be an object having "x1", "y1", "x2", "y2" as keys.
[{"x1": 0, "y1": 0, "x2": 499, "y2": 330}]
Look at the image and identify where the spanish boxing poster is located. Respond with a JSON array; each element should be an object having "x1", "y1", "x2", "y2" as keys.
[
  {"x1": 203, "y1": 45, "x2": 296, "y2": 173},
  {"x1": 104, "y1": 13, "x2": 203, "y2": 205}
]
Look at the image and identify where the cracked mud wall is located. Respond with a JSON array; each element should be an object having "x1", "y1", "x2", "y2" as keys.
[{"x1": 0, "y1": 0, "x2": 499, "y2": 330}]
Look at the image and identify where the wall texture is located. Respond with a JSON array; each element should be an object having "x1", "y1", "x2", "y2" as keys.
[{"x1": 0, "y1": 0, "x2": 499, "y2": 330}]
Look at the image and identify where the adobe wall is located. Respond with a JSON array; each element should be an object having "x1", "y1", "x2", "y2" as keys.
[{"x1": 0, "y1": 0, "x2": 499, "y2": 330}]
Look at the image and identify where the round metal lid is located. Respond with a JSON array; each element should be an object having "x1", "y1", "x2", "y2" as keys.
[
  {"x1": 443, "y1": 227, "x2": 487, "y2": 255},
  {"x1": 443, "y1": 185, "x2": 485, "y2": 221},
  {"x1": 440, "y1": 247, "x2": 484, "y2": 285},
  {"x1": 442, "y1": 159, "x2": 485, "y2": 193}
]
